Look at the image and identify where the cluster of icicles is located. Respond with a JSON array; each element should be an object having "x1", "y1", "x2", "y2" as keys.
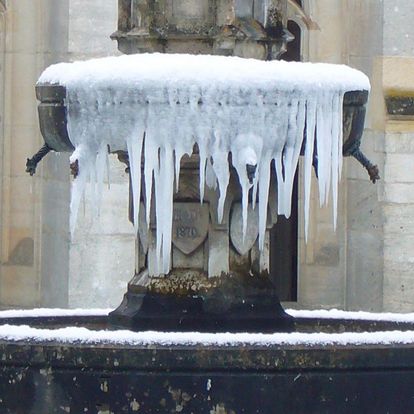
[{"x1": 38, "y1": 54, "x2": 370, "y2": 276}]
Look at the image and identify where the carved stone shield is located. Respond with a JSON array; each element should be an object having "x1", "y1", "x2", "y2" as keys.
[
  {"x1": 172, "y1": 203, "x2": 209, "y2": 255},
  {"x1": 230, "y1": 203, "x2": 259, "y2": 256}
]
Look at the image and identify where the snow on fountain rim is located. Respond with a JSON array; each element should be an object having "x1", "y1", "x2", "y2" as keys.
[
  {"x1": 0, "y1": 309, "x2": 413, "y2": 347},
  {"x1": 0, "y1": 325, "x2": 413, "y2": 347},
  {"x1": 0, "y1": 308, "x2": 413, "y2": 323},
  {"x1": 38, "y1": 53, "x2": 370, "y2": 93}
]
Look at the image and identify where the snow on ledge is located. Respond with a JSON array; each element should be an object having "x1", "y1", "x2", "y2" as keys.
[
  {"x1": 0, "y1": 308, "x2": 413, "y2": 346},
  {"x1": 38, "y1": 53, "x2": 370, "y2": 92},
  {"x1": 0, "y1": 325, "x2": 413, "y2": 347},
  {"x1": 1, "y1": 308, "x2": 413, "y2": 323},
  {"x1": 286, "y1": 309, "x2": 414, "y2": 323},
  {"x1": 0, "y1": 308, "x2": 111, "y2": 318}
]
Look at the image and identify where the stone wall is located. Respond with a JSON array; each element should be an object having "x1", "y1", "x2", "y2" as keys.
[
  {"x1": 296, "y1": 0, "x2": 414, "y2": 313},
  {"x1": 381, "y1": 1, "x2": 414, "y2": 311},
  {"x1": 0, "y1": 0, "x2": 70, "y2": 307},
  {"x1": 0, "y1": 0, "x2": 133, "y2": 309},
  {"x1": 66, "y1": 0, "x2": 135, "y2": 308}
]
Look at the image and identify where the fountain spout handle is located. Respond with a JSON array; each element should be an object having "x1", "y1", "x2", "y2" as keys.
[{"x1": 26, "y1": 143, "x2": 51, "y2": 176}]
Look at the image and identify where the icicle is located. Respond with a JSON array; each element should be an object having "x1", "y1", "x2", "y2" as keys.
[
  {"x1": 158, "y1": 144, "x2": 175, "y2": 274},
  {"x1": 212, "y1": 131, "x2": 230, "y2": 223},
  {"x1": 95, "y1": 142, "x2": 108, "y2": 218},
  {"x1": 174, "y1": 147, "x2": 184, "y2": 193},
  {"x1": 51, "y1": 54, "x2": 370, "y2": 277},
  {"x1": 69, "y1": 143, "x2": 94, "y2": 236},
  {"x1": 144, "y1": 136, "x2": 158, "y2": 228},
  {"x1": 126, "y1": 130, "x2": 144, "y2": 232},
  {"x1": 304, "y1": 98, "x2": 317, "y2": 242},
  {"x1": 316, "y1": 93, "x2": 327, "y2": 207},
  {"x1": 330, "y1": 92, "x2": 342, "y2": 230},
  {"x1": 281, "y1": 99, "x2": 299, "y2": 217},
  {"x1": 258, "y1": 153, "x2": 272, "y2": 250},
  {"x1": 198, "y1": 140, "x2": 208, "y2": 203},
  {"x1": 338, "y1": 93, "x2": 344, "y2": 179}
]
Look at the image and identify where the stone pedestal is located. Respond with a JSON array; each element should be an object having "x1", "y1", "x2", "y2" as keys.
[{"x1": 109, "y1": 151, "x2": 293, "y2": 332}]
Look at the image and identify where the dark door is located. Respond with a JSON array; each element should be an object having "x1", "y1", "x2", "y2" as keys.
[{"x1": 270, "y1": 20, "x2": 301, "y2": 301}]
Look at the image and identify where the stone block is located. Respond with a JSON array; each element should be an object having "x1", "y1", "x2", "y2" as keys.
[
  {"x1": 6, "y1": 1, "x2": 39, "y2": 54},
  {"x1": 384, "y1": 153, "x2": 414, "y2": 183},
  {"x1": 383, "y1": 1, "x2": 414, "y2": 57},
  {"x1": 69, "y1": 0, "x2": 119, "y2": 56},
  {"x1": 172, "y1": 0, "x2": 209, "y2": 19},
  {"x1": 384, "y1": 204, "x2": 414, "y2": 236},
  {"x1": 69, "y1": 236, "x2": 134, "y2": 308},
  {"x1": 347, "y1": 0, "x2": 383, "y2": 58},
  {"x1": 382, "y1": 57, "x2": 414, "y2": 94},
  {"x1": 346, "y1": 230, "x2": 383, "y2": 311},
  {"x1": 383, "y1": 259, "x2": 414, "y2": 312},
  {"x1": 384, "y1": 183, "x2": 414, "y2": 204},
  {"x1": 347, "y1": 179, "x2": 382, "y2": 232},
  {"x1": 172, "y1": 245, "x2": 204, "y2": 269},
  {"x1": 383, "y1": 132, "x2": 414, "y2": 153},
  {"x1": 384, "y1": 233, "x2": 414, "y2": 264},
  {"x1": 0, "y1": 266, "x2": 40, "y2": 307},
  {"x1": 298, "y1": 264, "x2": 345, "y2": 309},
  {"x1": 208, "y1": 227, "x2": 229, "y2": 277}
]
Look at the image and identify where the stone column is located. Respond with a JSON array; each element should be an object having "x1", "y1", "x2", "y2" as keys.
[{"x1": 0, "y1": 0, "x2": 70, "y2": 307}]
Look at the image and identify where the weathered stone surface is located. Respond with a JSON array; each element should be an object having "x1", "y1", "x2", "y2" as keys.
[
  {"x1": 229, "y1": 203, "x2": 259, "y2": 256},
  {"x1": 384, "y1": 153, "x2": 414, "y2": 183},
  {"x1": 172, "y1": 203, "x2": 209, "y2": 255},
  {"x1": 383, "y1": 132, "x2": 414, "y2": 153},
  {"x1": 2, "y1": 317, "x2": 414, "y2": 412},
  {"x1": 208, "y1": 227, "x2": 229, "y2": 277},
  {"x1": 383, "y1": 0, "x2": 414, "y2": 57},
  {"x1": 346, "y1": 230, "x2": 383, "y2": 312}
]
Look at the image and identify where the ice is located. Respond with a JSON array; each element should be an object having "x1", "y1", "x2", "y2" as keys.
[{"x1": 38, "y1": 53, "x2": 370, "y2": 276}]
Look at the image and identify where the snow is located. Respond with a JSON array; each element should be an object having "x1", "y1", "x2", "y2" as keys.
[
  {"x1": 0, "y1": 308, "x2": 414, "y2": 323},
  {"x1": 1, "y1": 307, "x2": 413, "y2": 323},
  {"x1": 0, "y1": 324, "x2": 413, "y2": 347},
  {"x1": 0, "y1": 308, "x2": 413, "y2": 346},
  {"x1": 0, "y1": 308, "x2": 110, "y2": 318},
  {"x1": 286, "y1": 308, "x2": 414, "y2": 323},
  {"x1": 38, "y1": 53, "x2": 370, "y2": 276}
]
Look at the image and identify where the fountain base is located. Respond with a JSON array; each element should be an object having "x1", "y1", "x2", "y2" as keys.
[
  {"x1": 109, "y1": 271, "x2": 294, "y2": 332},
  {"x1": 0, "y1": 314, "x2": 414, "y2": 413}
]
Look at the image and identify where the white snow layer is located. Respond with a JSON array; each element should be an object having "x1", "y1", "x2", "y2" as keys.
[
  {"x1": 1, "y1": 308, "x2": 414, "y2": 323},
  {"x1": 0, "y1": 308, "x2": 413, "y2": 346},
  {"x1": 38, "y1": 54, "x2": 370, "y2": 276},
  {"x1": 0, "y1": 325, "x2": 413, "y2": 347},
  {"x1": 0, "y1": 308, "x2": 111, "y2": 318}
]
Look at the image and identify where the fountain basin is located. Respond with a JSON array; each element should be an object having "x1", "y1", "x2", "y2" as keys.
[
  {"x1": 35, "y1": 84, "x2": 369, "y2": 160},
  {"x1": 0, "y1": 310, "x2": 413, "y2": 413}
]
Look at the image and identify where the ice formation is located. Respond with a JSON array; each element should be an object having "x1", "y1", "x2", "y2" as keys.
[{"x1": 38, "y1": 53, "x2": 370, "y2": 276}]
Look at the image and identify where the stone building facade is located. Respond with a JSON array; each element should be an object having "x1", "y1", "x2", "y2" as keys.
[{"x1": 0, "y1": 0, "x2": 413, "y2": 312}]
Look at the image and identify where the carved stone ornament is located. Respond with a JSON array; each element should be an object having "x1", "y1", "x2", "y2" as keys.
[{"x1": 172, "y1": 202, "x2": 209, "y2": 255}]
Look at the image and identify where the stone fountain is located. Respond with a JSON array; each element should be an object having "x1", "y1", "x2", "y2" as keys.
[{"x1": 1, "y1": 1, "x2": 413, "y2": 413}]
